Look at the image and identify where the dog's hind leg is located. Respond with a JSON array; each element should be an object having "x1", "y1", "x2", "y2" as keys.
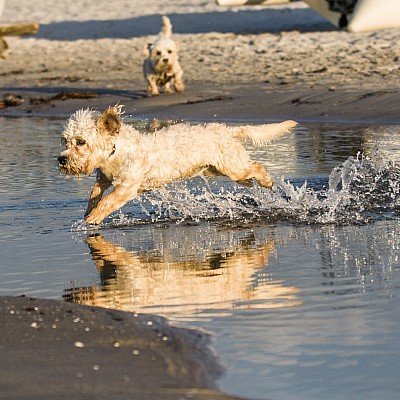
[
  {"x1": 217, "y1": 161, "x2": 273, "y2": 189},
  {"x1": 245, "y1": 162, "x2": 274, "y2": 189}
]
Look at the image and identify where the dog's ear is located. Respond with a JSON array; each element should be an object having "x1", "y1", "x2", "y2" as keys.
[
  {"x1": 143, "y1": 43, "x2": 152, "y2": 57},
  {"x1": 97, "y1": 107, "x2": 121, "y2": 137}
]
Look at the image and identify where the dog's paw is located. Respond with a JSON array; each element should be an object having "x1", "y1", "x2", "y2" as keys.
[
  {"x1": 148, "y1": 88, "x2": 160, "y2": 96},
  {"x1": 85, "y1": 212, "x2": 105, "y2": 225},
  {"x1": 174, "y1": 81, "x2": 185, "y2": 93}
]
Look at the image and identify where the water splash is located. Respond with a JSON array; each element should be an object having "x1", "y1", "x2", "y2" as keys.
[
  {"x1": 73, "y1": 151, "x2": 400, "y2": 230},
  {"x1": 272, "y1": 151, "x2": 400, "y2": 224}
]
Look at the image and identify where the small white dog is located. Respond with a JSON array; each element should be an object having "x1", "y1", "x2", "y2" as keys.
[
  {"x1": 58, "y1": 106, "x2": 297, "y2": 225},
  {"x1": 143, "y1": 16, "x2": 185, "y2": 96}
]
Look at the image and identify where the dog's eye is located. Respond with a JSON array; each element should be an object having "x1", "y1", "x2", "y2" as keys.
[
  {"x1": 76, "y1": 139, "x2": 86, "y2": 146},
  {"x1": 156, "y1": 51, "x2": 162, "y2": 56},
  {"x1": 167, "y1": 50, "x2": 172, "y2": 54}
]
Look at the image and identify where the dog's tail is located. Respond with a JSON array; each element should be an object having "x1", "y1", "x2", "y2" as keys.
[
  {"x1": 233, "y1": 120, "x2": 298, "y2": 146},
  {"x1": 161, "y1": 16, "x2": 173, "y2": 37}
]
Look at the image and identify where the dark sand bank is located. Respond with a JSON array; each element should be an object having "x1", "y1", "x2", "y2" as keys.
[
  {"x1": 1, "y1": 82, "x2": 399, "y2": 124},
  {"x1": 0, "y1": 295, "x2": 244, "y2": 400}
]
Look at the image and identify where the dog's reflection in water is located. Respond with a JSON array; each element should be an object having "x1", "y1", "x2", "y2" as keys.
[{"x1": 64, "y1": 233, "x2": 301, "y2": 319}]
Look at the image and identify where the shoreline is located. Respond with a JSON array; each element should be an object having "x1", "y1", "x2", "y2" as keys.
[{"x1": 1, "y1": 82, "x2": 399, "y2": 124}]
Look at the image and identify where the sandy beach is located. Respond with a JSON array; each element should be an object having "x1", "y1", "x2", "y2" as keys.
[
  {"x1": 1, "y1": 1, "x2": 400, "y2": 399},
  {"x1": 1, "y1": 0, "x2": 399, "y2": 122}
]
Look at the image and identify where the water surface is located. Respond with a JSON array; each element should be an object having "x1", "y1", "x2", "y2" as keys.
[{"x1": 1, "y1": 116, "x2": 400, "y2": 400}]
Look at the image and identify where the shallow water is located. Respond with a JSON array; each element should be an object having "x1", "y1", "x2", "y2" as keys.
[{"x1": 1, "y1": 116, "x2": 400, "y2": 400}]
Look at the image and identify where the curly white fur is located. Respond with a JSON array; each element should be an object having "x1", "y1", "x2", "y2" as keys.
[{"x1": 143, "y1": 16, "x2": 185, "y2": 96}]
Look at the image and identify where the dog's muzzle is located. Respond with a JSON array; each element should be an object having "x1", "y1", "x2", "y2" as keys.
[
  {"x1": 57, "y1": 154, "x2": 87, "y2": 176},
  {"x1": 57, "y1": 155, "x2": 75, "y2": 174},
  {"x1": 58, "y1": 155, "x2": 67, "y2": 167}
]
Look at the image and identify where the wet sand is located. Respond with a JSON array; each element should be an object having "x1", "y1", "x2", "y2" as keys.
[
  {"x1": 0, "y1": 1, "x2": 399, "y2": 399},
  {"x1": 1, "y1": 295, "x2": 243, "y2": 400},
  {"x1": 1, "y1": 82, "x2": 399, "y2": 124}
]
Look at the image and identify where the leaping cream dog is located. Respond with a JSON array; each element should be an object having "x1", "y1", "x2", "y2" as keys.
[{"x1": 58, "y1": 106, "x2": 297, "y2": 225}]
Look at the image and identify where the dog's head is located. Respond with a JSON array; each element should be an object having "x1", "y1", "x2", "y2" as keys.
[
  {"x1": 144, "y1": 16, "x2": 180, "y2": 73},
  {"x1": 58, "y1": 107, "x2": 121, "y2": 176}
]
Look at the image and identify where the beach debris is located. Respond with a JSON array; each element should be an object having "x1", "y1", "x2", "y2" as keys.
[
  {"x1": 30, "y1": 91, "x2": 98, "y2": 105},
  {"x1": 0, "y1": 37, "x2": 8, "y2": 59},
  {"x1": 0, "y1": 91, "x2": 98, "y2": 110},
  {"x1": 0, "y1": 93, "x2": 23, "y2": 108}
]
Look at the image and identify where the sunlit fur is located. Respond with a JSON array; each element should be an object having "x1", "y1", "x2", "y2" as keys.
[
  {"x1": 58, "y1": 106, "x2": 297, "y2": 225},
  {"x1": 143, "y1": 16, "x2": 185, "y2": 96},
  {"x1": 59, "y1": 108, "x2": 115, "y2": 176}
]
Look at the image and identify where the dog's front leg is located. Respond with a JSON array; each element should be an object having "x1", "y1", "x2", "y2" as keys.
[
  {"x1": 85, "y1": 184, "x2": 139, "y2": 225},
  {"x1": 84, "y1": 179, "x2": 111, "y2": 218},
  {"x1": 147, "y1": 76, "x2": 159, "y2": 96},
  {"x1": 164, "y1": 81, "x2": 173, "y2": 94},
  {"x1": 173, "y1": 68, "x2": 185, "y2": 93}
]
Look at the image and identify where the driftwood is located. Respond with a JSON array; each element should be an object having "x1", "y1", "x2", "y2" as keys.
[
  {"x1": 0, "y1": 37, "x2": 7, "y2": 58},
  {"x1": 0, "y1": 21, "x2": 39, "y2": 58},
  {"x1": 0, "y1": 21, "x2": 39, "y2": 37}
]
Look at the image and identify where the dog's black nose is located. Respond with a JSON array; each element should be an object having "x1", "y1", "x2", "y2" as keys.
[
  {"x1": 163, "y1": 58, "x2": 169, "y2": 64},
  {"x1": 58, "y1": 156, "x2": 67, "y2": 166}
]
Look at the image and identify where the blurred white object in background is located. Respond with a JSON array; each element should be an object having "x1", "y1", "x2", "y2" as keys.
[
  {"x1": 0, "y1": 0, "x2": 5, "y2": 18},
  {"x1": 304, "y1": 0, "x2": 400, "y2": 32},
  {"x1": 216, "y1": 0, "x2": 291, "y2": 5},
  {"x1": 216, "y1": 0, "x2": 400, "y2": 32}
]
